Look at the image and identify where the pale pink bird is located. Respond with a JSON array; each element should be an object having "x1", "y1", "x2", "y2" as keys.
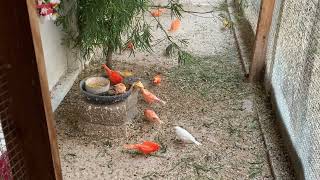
[
  {"x1": 144, "y1": 109, "x2": 163, "y2": 124},
  {"x1": 168, "y1": 19, "x2": 181, "y2": 32},
  {"x1": 141, "y1": 88, "x2": 166, "y2": 105}
]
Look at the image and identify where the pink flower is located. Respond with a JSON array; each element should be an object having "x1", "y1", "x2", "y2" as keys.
[{"x1": 0, "y1": 152, "x2": 12, "y2": 180}]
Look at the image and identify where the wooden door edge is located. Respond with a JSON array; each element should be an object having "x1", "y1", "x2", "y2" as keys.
[{"x1": 25, "y1": 0, "x2": 62, "y2": 179}]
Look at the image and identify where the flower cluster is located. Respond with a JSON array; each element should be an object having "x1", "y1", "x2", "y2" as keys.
[
  {"x1": 0, "y1": 151, "x2": 11, "y2": 180},
  {"x1": 36, "y1": 0, "x2": 60, "y2": 21}
]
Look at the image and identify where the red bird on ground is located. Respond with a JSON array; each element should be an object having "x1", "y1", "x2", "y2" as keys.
[
  {"x1": 124, "y1": 141, "x2": 160, "y2": 155},
  {"x1": 102, "y1": 64, "x2": 123, "y2": 85}
]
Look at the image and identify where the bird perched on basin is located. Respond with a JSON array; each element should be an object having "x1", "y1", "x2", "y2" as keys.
[
  {"x1": 133, "y1": 81, "x2": 144, "y2": 89},
  {"x1": 168, "y1": 19, "x2": 181, "y2": 32},
  {"x1": 174, "y1": 126, "x2": 201, "y2": 145},
  {"x1": 124, "y1": 141, "x2": 160, "y2": 155},
  {"x1": 102, "y1": 64, "x2": 123, "y2": 85},
  {"x1": 153, "y1": 74, "x2": 162, "y2": 86},
  {"x1": 114, "y1": 83, "x2": 126, "y2": 94},
  {"x1": 144, "y1": 109, "x2": 163, "y2": 124},
  {"x1": 141, "y1": 88, "x2": 166, "y2": 105}
]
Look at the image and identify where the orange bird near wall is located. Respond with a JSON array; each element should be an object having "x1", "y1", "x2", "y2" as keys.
[
  {"x1": 124, "y1": 141, "x2": 160, "y2": 155},
  {"x1": 168, "y1": 19, "x2": 181, "y2": 32},
  {"x1": 151, "y1": 8, "x2": 166, "y2": 17},
  {"x1": 102, "y1": 64, "x2": 123, "y2": 85}
]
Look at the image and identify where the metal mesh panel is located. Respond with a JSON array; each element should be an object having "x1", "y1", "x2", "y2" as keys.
[
  {"x1": 241, "y1": 0, "x2": 320, "y2": 178},
  {"x1": 264, "y1": 0, "x2": 320, "y2": 179},
  {"x1": 0, "y1": 64, "x2": 27, "y2": 179}
]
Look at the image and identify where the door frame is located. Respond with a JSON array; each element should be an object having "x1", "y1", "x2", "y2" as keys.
[{"x1": 0, "y1": 0, "x2": 62, "y2": 179}]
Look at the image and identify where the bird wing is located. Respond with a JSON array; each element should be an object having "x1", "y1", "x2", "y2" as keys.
[{"x1": 176, "y1": 127, "x2": 195, "y2": 142}]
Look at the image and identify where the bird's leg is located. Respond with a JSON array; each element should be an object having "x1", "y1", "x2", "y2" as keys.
[
  {"x1": 175, "y1": 139, "x2": 186, "y2": 147},
  {"x1": 181, "y1": 142, "x2": 186, "y2": 147}
]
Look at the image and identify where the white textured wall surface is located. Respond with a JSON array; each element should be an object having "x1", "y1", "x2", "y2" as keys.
[
  {"x1": 39, "y1": 20, "x2": 68, "y2": 90},
  {"x1": 263, "y1": 0, "x2": 320, "y2": 179},
  {"x1": 242, "y1": 0, "x2": 320, "y2": 178},
  {"x1": 265, "y1": 0, "x2": 284, "y2": 86},
  {"x1": 38, "y1": 19, "x2": 82, "y2": 111}
]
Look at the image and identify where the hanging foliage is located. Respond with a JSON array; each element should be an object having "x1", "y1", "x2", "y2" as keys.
[{"x1": 56, "y1": 0, "x2": 196, "y2": 67}]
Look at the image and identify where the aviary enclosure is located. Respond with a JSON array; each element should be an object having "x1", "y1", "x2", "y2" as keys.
[{"x1": 4, "y1": 0, "x2": 319, "y2": 179}]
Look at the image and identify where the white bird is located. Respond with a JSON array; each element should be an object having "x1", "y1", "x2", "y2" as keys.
[{"x1": 174, "y1": 126, "x2": 201, "y2": 145}]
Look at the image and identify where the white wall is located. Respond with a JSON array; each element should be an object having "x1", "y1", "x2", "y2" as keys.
[
  {"x1": 242, "y1": 0, "x2": 320, "y2": 178},
  {"x1": 263, "y1": 0, "x2": 320, "y2": 179},
  {"x1": 38, "y1": 19, "x2": 81, "y2": 111},
  {"x1": 39, "y1": 20, "x2": 68, "y2": 90}
]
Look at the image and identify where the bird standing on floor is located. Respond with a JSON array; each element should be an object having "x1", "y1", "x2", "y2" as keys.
[
  {"x1": 124, "y1": 141, "x2": 160, "y2": 155},
  {"x1": 174, "y1": 126, "x2": 201, "y2": 145},
  {"x1": 127, "y1": 41, "x2": 134, "y2": 50},
  {"x1": 144, "y1": 109, "x2": 163, "y2": 124},
  {"x1": 151, "y1": 8, "x2": 166, "y2": 17},
  {"x1": 141, "y1": 88, "x2": 166, "y2": 105},
  {"x1": 153, "y1": 74, "x2": 162, "y2": 86},
  {"x1": 102, "y1": 64, "x2": 123, "y2": 85},
  {"x1": 168, "y1": 19, "x2": 181, "y2": 32}
]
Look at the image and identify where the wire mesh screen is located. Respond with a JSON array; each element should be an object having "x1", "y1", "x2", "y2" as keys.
[
  {"x1": 267, "y1": 0, "x2": 320, "y2": 179},
  {"x1": 0, "y1": 64, "x2": 27, "y2": 179},
  {"x1": 264, "y1": 0, "x2": 320, "y2": 179},
  {"x1": 240, "y1": 0, "x2": 320, "y2": 178}
]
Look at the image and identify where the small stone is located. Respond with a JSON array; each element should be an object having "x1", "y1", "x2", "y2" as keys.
[{"x1": 242, "y1": 99, "x2": 254, "y2": 113}]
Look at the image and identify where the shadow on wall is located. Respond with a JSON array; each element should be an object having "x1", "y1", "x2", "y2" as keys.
[
  {"x1": 231, "y1": 1, "x2": 255, "y2": 63},
  {"x1": 240, "y1": 0, "x2": 320, "y2": 179}
]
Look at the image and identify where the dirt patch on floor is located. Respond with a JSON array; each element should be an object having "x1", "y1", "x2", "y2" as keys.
[
  {"x1": 56, "y1": 52, "x2": 274, "y2": 179},
  {"x1": 54, "y1": 0, "x2": 280, "y2": 179}
]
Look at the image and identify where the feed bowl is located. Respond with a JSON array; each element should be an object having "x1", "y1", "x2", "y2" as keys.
[
  {"x1": 85, "y1": 77, "x2": 110, "y2": 95},
  {"x1": 80, "y1": 80, "x2": 133, "y2": 104}
]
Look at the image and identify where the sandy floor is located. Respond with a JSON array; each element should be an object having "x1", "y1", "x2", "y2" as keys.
[
  {"x1": 55, "y1": 0, "x2": 292, "y2": 179},
  {"x1": 56, "y1": 59, "x2": 273, "y2": 179},
  {"x1": 91, "y1": 0, "x2": 232, "y2": 69}
]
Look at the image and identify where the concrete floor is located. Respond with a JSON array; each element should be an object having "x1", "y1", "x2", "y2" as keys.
[{"x1": 55, "y1": 0, "x2": 294, "y2": 179}]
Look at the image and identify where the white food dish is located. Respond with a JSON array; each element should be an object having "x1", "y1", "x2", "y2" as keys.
[{"x1": 85, "y1": 77, "x2": 110, "y2": 95}]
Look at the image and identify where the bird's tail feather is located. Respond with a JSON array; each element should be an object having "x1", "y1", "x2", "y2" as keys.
[
  {"x1": 157, "y1": 119, "x2": 164, "y2": 124},
  {"x1": 124, "y1": 144, "x2": 138, "y2": 150},
  {"x1": 158, "y1": 99, "x2": 166, "y2": 105},
  {"x1": 193, "y1": 140, "x2": 201, "y2": 146}
]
